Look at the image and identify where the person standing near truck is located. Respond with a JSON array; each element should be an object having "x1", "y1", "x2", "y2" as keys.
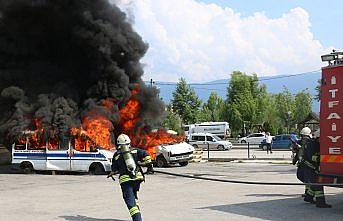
[
  {"x1": 108, "y1": 134, "x2": 154, "y2": 221},
  {"x1": 296, "y1": 127, "x2": 332, "y2": 208}
]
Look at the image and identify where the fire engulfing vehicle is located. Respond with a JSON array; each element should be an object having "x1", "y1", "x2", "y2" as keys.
[{"x1": 12, "y1": 139, "x2": 114, "y2": 174}]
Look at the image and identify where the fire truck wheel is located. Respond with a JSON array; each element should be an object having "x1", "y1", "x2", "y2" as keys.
[
  {"x1": 89, "y1": 163, "x2": 105, "y2": 175},
  {"x1": 20, "y1": 162, "x2": 34, "y2": 174},
  {"x1": 179, "y1": 162, "x2": 188, "y2": 167},
  {"x1": 155, "y1": 156, "x2": 167, "y2": 168}
]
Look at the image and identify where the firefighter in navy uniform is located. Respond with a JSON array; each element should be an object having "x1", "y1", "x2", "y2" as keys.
[
  {"x1": 296, "y1": 127, "x2": 332, "y2": 208},
  {"x1": 108, "y1": 134, "x2": 154, "y2": 221}
]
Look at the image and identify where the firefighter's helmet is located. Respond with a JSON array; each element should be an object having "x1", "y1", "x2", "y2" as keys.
[
  {"x1": 300, "y1": 127, "x2": 312, "y2": 138},
  {"x1": 117, "y1": 134, "x2": 131, "y2": 145}
]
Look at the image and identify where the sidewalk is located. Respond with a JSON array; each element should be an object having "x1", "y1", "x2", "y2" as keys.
[{"x1": 202, "y1": 148, "x2": 292, "y2": 161}]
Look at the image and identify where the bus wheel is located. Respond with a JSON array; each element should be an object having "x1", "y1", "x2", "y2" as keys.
[
  {"x1": 89, "y1": 163, "x2": 105, "y2": 175},
  {"x1": 20, "y1": 162, "x2": 34, "y2": 174}
]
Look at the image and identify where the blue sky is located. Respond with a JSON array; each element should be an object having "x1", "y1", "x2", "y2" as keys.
[
  {"x1": 199, "y1": 0, "x2": 342, "y2": 48},
  {"x1": 116, "y1": 0, "x2": 341, "y2": 82}
]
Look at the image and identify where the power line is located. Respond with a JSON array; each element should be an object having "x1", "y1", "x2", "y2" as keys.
[
  {"x1": 153, "y1": 69, "x2": 320, "y2": 86},
  {"x1": 190, "y1": 87, "x2": 227, "y2": 92}
]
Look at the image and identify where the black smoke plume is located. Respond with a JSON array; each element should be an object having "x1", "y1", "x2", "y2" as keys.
[{"x1": 0, "y1": 0, "x2": 164, "y2": 146}]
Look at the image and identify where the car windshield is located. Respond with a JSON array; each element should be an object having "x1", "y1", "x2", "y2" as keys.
[{"x1": 213, "y1": 135, "x2": 222, "y2": 141}]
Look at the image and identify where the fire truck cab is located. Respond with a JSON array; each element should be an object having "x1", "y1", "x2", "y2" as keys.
[
  {"x1": 319, "y1": 51, "x2": 343, "y2": 184},
  {"x1": 12, "y1": 140, "x2": 114, "y2": 174}
]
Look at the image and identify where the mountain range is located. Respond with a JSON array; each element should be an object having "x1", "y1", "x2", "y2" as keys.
[{"x1": 153, "y1": 71, "x2": 321, "y2": 112}]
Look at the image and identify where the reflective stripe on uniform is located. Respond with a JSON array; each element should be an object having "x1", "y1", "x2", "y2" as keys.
[
  {"x1": 129, "y1": 206, "x2": 140, "y2": 216},
  {"x1": 307, "y1": 188, "x2": 314, "y2": 196},
  {"x1": 119, "y1": 172, "x2": 144, "y2": 184},
  {"x1": 312, "y1": 155, "x2": 318, "y2": 162},
  {"x1": 314, "y1": 190, "x2": 324, "y2": 198},
  {"x1": 303, "y1": 160, "x2": 316, "y2": 170},
  {"x1": 144, "y1": 155, "x2": 152, "y2": 163},
  {"x1": 305, "y1": 185, "x2": 310, "y2": 191},
  {"x1": 114, "y1": 155, "x2": 120, "y2": 160}
]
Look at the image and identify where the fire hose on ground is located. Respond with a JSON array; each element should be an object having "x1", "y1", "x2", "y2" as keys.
[{"x1": 152, "y1": 170, "x2": 343, "y2": 187}]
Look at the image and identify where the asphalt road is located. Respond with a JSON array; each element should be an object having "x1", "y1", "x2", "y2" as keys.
[{"x1": 1, "y1": 162, "x2": 343, "y2": 221}]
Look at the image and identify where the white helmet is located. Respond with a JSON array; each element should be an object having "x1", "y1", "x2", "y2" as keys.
[
  {"x1": 117, "y1": 134, "x2": 131, "y2": 145},
  {"x1": 300, "y1": 127, "x2": 312, "y2": 138}
]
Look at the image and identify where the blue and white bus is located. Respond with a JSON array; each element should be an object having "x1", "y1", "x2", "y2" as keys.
[{"x1": 12, "y1": 141, "x2": 114, "y2": 174}]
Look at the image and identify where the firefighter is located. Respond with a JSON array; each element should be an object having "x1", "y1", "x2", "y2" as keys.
[
  {"x1": 108, "y1": 134, "x2": 154, "y2": 221},
  {"x1": 296, "y1": 127, "x2": 332, "y2": 208}
]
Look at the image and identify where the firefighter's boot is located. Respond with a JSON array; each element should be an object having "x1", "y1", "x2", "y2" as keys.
[
  {"x1": 316, "y1": 197, "x2": 332, "y2": 208},
  {"x1": 303, "y1": 194, "x2": 315, "y2": 204}
]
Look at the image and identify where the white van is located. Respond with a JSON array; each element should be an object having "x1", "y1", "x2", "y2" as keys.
[
  {"x1": 154, "y1": 142, "x2": 194, "y2": 168},
  {"x1": 188, "y1": 133, "x2": 232, "y2": 150},
  {"x1": 184, "y1": 122, "x2": 231, "y2": 139},
  {"x1": 12, "y1": 141, "x2": 114, "y2": 174}
]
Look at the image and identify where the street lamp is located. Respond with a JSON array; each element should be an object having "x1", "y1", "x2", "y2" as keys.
[{"x1": 287, "y1": 111, "x2": 292, "y2": 134}]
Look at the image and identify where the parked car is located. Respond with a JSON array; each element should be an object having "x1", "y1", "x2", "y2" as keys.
[
  {"x1": 238, "y1": 133, "x2": 266, "y2": 144},
  {"x1": 259, "y1": 134, "x2": 298, "y2": 150},
  {"x1": 188, "y1": 133, "x2": 232, "y2": 150}
]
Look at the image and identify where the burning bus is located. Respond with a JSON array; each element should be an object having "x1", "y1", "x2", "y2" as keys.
[{"x1": 0, "y1": 0, "x2": 189, "y2": 172}]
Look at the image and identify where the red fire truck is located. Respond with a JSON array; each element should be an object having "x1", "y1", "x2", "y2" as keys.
[{"x1": 319, "y1": 51, "x2": 343, "y2": 184}]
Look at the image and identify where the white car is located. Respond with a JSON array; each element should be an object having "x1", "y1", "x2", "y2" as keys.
[
  {"x1": 155, "y1": 142, "x2": 194, "y2": 167},
  {"x1": 188, "y1": 133, "x2": 232, "y2": 150},
  {"x1": 238, "y1": 133, "x2": 266, "y2": 144}
]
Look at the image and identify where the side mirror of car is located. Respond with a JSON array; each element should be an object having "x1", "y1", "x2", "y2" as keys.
[{"x1": 272, "y1": 137, "x2": 276, "y2": 141}]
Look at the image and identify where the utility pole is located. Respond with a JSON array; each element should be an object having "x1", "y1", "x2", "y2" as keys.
[{"x1": 150, "y1": 78, "x2": 153, "y2": 87}]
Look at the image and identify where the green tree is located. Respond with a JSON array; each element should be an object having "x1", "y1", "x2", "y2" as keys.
[
  {"x1": 274, "y1": 87, "x2": 295, "y2": 133},
  {"x1": 224, "y1": 71, "x2": 259, "y2": 135},
  {"x1": 199, "y1": 92, "x2": 224, "y2": 122},
  {"x1": 315, "y1": 79, "x2": 321, "y2": 101},
  {"x1": 294, "y1": 89, "x2": 313, "y2": 123},
  {"x1": 162, "y1": 105, "x2": 182, "y2": 132},
  {"x1": 171, "y1": 78, "x2": 201, "y2": 124}
]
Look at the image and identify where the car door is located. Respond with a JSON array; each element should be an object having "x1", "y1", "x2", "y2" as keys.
[
  {"x1": 272, "y1": 136, "x2": 282, "y2": 149},
  {"x1": 206, "y1": 135, "x2": 216, "y2": 150},
  {"x1": 281, "y1": 135, "x2": 291, "y2": 149},
  {"x1": 255, "y1": 134, "x2": 265, "y2": 144},
  {"x1": 190, "y1": 135, "x2": 203, "y2": 149},
  {"x1": 198, "y1": 135, "x2": 207, "y2": 149},
  {"x1": 246, "y1": 134, "x2": 255, "y2": 143}
]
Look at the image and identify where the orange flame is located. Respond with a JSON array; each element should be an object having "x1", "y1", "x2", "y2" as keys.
[
  {"x1": 17, "y1": 87, "x2": 184, "y2": 156},
  {"x1": 71, "y1": 100, "x2": 114, "y2": 151},
  {"x1": 119, "y1": 88, "x2": 184, "y2": 159}
]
